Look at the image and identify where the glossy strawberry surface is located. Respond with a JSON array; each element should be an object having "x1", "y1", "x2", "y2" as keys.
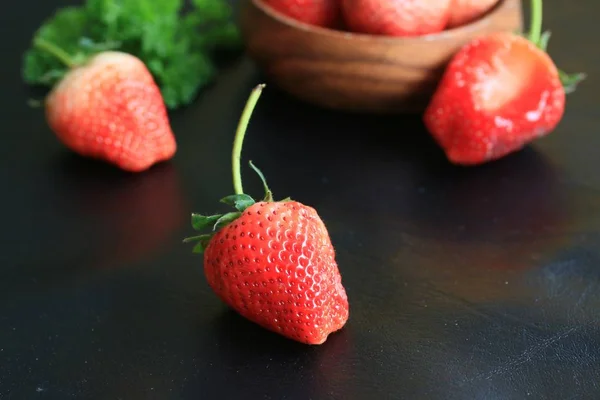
[
  {"x1": 203, "y1": 200, "x2": 349, "y2": 345},
  {"x1": 423, "y1": 32, "x2": 565, "y2": 165}
]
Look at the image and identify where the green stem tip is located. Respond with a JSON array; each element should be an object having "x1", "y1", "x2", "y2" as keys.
[
  {"x1": 231, "y1": 83, "x2": 266, "y2": 196},
  {"x1": 528, "y1": 0, "x2": 543, "y2": 45},
  {"x1": 33, "y1": 38, "x2": 77, "y2": 68}
]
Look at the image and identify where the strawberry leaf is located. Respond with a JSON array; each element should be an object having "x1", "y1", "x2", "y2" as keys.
[
  {"x1": 213, "y1": 212, "x2": 242, "y2": 231},
  {"x1": 183, "y1": 234, "x2": 213, "y2": 254},
  {"x1": 220, "y1": 194, "x2": 255, "y2": 212},
  {"x1": 192, "y1": 240, "x2": 208, "y2": 254},
  {"x1": 560, "y1": 71, "x2": 587, "y2": 94},
  {"x1": 249, "y1": 161, "x2": 273, "y2": 202},
  {"x1": 537, "y1": 31, "x2": 551, "y2": 51},
  {"x1": 191, "y1": 213, "x2": 223, "y2": 231}
]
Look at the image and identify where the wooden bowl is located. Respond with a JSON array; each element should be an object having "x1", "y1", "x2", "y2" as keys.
[{"x1": 239, "y1": 0, "x2": 523, "y2": 114}]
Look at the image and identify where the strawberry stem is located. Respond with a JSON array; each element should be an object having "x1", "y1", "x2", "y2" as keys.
[
  {"x1": 528, "y1": 0, "x2": 543, "y2": 46},
  {"x1": 33, "y1": 38, "x2": 77, "y2": 68},
  {"x1": 232, "y1": 84, "x2": 266, "y2": 195},
  {"x1": 524, "y1": 0, "x2": 586, "y2": 93}
]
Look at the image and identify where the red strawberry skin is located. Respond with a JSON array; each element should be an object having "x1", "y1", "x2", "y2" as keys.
[
  {"x1": 45, "y1": 51, "x2": 177, "y2": 173},
  {"x1": 341, "y1": 0, "x2": 452, "y2": 37},
  {"x1": 423, "y1": 32, "x2": 565, "y2": 165},
  {"x1": 447, "y1": 0, "x2": 499, "y2": 28},
  {"x1": 262, "y1": 0, "x2": 341, "y2": 28},
  {"x1": 203, "y1": 200, "x2": 349, "y2": 345}
]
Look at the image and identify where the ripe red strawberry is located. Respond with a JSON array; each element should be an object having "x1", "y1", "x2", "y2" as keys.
[
  {"x1": 35, "y1": 40, "x2": 176, "y2": 173},
  {"x1": 447, "y1": 0, "x2": 499, "y2": 28},
  {"x1": 341, "y1": 0, "x2": 452, "y2": 37},
  {"x1": 423, "y1": 0, "x2": 585, "y2": 165},
  {"x1": 262, "y1": 0, "x2": 341, "y2": 28},
  {"x1": 185, "y1": 84, "x2": 349, "y2": 345}
]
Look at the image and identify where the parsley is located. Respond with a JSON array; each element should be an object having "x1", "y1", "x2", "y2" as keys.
[{"x1": 22, "y1": 0, "x2": 241, "y2": 109}]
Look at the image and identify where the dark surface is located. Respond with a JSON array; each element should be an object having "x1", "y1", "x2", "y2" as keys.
[{"x1": 2, "y1": 0, "x2": 599, "y2": 399}]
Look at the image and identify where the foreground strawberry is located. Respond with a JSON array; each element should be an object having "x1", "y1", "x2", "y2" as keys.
[
  {"x1": 262, "y1": 0, "x2": 341, "y2": 28},
  {"x1": 185, "y1": 84, "x2": 349, "y2": 345},
  {"x1": 33, "y1": 39, "x2": 176, "y2": 172},
  {"x1": 447, "y1": 0, "x2": 499, "y2": 28},
  {"x1": 423, "y1": 0, "x2": 585, "y2": 165},
  {"x1": 341, "y1": 0, "x2": 452, "y2": 37}
]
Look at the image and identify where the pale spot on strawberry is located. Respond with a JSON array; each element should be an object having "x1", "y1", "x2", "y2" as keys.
[
  {"x1": 423, "y1": 32, "x2": 567, "y2": 165},
  {"x1": 525, "y1": 90, "x2": 550, "y2": 122},
  {"x1": 493, "y1": 116, "x2": 513, "y2": 131}
]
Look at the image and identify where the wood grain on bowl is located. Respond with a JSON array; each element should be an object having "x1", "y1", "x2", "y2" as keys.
[{"x1": 239, "y1": 0, "x2": 523, "y2": 114}]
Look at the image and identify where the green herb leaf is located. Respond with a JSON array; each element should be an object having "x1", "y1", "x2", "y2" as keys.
[
  {"x1": 220, "y1": 194, "x2": 256, "y2": 212},
  {"x1": 213, "y1": 212, "x2": 242, "y2": 230},
  {"x1": 191, "y1": 213, "x2": 223, "y2": 231},
  {"x1": 188, "y1": 0, "x2": 242, "y2": 50},
  {"x1": 196, "y1": 23, "x2": 241, "y2": 50},
  {"x1": 190, "y1": 0, "x2": 233, "y2": 21},
  {"x1": 23, "y1": 7, "x2": 91, "y2": 86},
  {"x1": 152, "y1": 50, "x2": 216, "y2": 110},
  {"x1": 22, "y1": 0, "x2": 241, "y2": 109}
]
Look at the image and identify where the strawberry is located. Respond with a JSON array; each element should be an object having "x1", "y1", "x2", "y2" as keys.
[
  {"x1": 261, "y1": 0, "x2": 341, "y2": 28},
  {"x1": 447, "y1": 0, "x2": 499, "y2": 28},
  {"x1": 423, "y1": 0, "x2": 585, "y2": 165},
  {"x1": 34, "y1": 39, "x2": 176, "y2": 173},
  {"x1": 185, "y1": 84, "x2": 349, "y2": 345},
  {"x1": 341, "y1": 0, "x2": 452, "y2": 37}
]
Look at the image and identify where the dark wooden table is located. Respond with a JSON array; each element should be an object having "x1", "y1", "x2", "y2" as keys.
[{"x1": 2, "y1": 0, "x2": 598, "y2": 398}]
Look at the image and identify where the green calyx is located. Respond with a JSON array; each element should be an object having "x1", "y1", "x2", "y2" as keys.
[
  {"x1": 184, "y1": 84, "x2": 291, "y2": 254},
  {"x1": 526, "y1": 0, "x2": 585, "y2": 94},
  {"x1": 183, "y1": 194, "x2": 255, "y2": 254}
]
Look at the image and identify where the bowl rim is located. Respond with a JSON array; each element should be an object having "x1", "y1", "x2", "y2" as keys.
[{"x1": 249, "y1": 0, "x2": 518, "y2": 43}]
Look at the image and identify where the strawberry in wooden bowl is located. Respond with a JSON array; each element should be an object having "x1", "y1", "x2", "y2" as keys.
[{"x1": 240, "y1": 0, "x2": 523, "y2": 113}]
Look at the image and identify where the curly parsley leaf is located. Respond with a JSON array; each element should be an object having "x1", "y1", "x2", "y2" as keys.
[
  {"x1": 189, "y1": 0, "x2": 242, "y2": 50},
  {"x1": 22, "y1": 0, "x2": 242, "y2": 109},
  {"x1": 23, "y1": 7, "x2": 91, "y2": 86}
]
